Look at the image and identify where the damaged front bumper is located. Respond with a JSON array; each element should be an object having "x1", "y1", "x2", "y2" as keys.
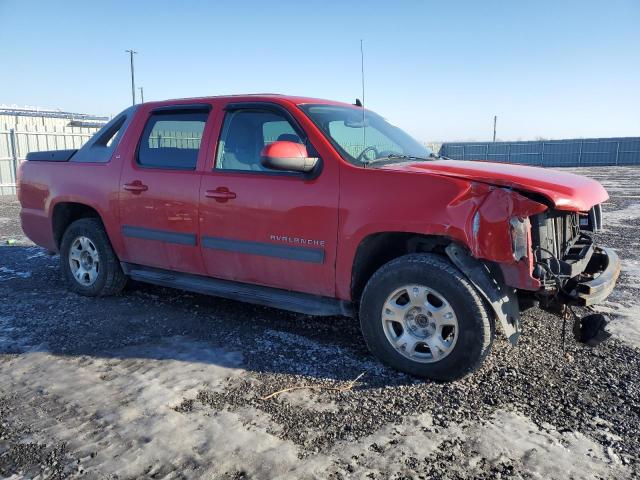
[
  {"x1": 565, "y1": 247, "x2": 621, "y2": 306},
  {"x1": 541, "y1": 244, "x2": 620, "y2": 346},
  {"x1": 446, "y1": 241, "x2": 621, "y2": 349}
]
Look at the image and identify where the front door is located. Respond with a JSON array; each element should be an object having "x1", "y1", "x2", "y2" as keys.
[
  {"x1": 198, "y1": 103, "x2": 339, "y2": 297},
  {"x1": 119, "y1": 105, "x2": 212, "y2": 274}
]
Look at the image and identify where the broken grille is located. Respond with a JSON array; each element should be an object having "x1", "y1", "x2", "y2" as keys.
[{"x1": 530, "y1": 210, "x2": 581, "y2": 261}]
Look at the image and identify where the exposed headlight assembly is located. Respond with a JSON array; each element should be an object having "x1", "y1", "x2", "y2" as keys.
[
  {"x1": 580, "y1": 204, "x2": 603, "y2": 232},
  {"x1": 510, "y1": 216, "x2": 530, "y2": 261}
]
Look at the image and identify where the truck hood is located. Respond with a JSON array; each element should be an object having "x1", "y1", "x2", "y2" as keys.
[{"x1": 380, "y1": 159, "x2": 608, "y2": 211}]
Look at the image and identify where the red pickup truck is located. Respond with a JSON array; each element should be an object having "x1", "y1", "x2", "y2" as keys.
[{"x1": 18, "y1": 95, "x2": 620, "y2": 380}]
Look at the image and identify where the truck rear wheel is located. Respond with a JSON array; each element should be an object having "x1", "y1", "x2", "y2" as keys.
[
  {"x1": 359, "y1": 253, "x2": 494, "y2": 381},
  {"x1": 60, "y1": 218, "x2": 127, "y2": 296}
]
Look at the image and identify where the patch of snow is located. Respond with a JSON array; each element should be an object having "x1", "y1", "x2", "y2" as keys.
[
  {"x1": 297, "y1": 412, "x2": 447, "y2": 477},
  {"x1": 603, "y1": 203, "x2": 640, "y2": 228},
  {"x1": 0, "y1": 315, "x2": 17, "y2": 350},
  {"x1": 620, "y1": 259, "x2": 640, "y2": 284},
  {"x1": 466, "y1": 410, "x2": 628, "y2": 480},
  {"x1": 0, "y1": 266, "x2": 32, "y2": 279},
  {"x1": 594, "y1": 301, "x2": 640, "y2": 350},
  {"x1": 277, "y1": 388, "x2": 339, "y2": 413},
  {"x1": 590, "y1": 256, "x2": 640, "y2": 350},
  {"x1": 0, "y1": 334, "x2": 632, "y2": 478},
  {"x1": 0, "y1": 315, "x2": 35, "y2": 352},
  {"x1": 295, "y1": 409, "x2": 630, "y2": 479},
  {"x1": 25, "y1": 247, "x2": 51, "y2": 260},
  {"x1": 1, "y1": 337, "x2": 309, "y2": 478}
]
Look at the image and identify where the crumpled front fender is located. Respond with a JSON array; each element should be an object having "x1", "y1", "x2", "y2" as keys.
[
  {"x1": 468, "y1": 187, "x2": 547, "y2": 262},
  {"x1": 467, "y1": 187, "x2": 548, "y2": 290}
]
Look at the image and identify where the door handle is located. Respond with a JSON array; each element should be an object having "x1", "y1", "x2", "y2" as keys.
[
  {"x1": 205, "y1": 187, "x2": 236, "y2": 202},
  {"x1": 124, "y1": 180, "x2": 148, "y2": 194}
]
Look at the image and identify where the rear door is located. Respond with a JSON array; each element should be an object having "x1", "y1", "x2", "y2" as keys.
[
  {"x1": 118, "y1": 104, "x2": 214, "y2": 274},
  {"x1": 198, "y1": 102, "x2": 339, "y2": 296}
]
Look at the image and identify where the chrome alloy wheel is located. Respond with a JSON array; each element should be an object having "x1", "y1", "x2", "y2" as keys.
[
  {"x1": 68, "y1": 236, "x2": 100, "y2": 286},
  {"x1": 381, "y1": 285, "x2": 459, "y2": 363}
]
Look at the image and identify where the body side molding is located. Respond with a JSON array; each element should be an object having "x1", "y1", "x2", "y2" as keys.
[
  {"x1": 122, "y1": 225, "x2": 197, "y2": 246},
  {"x1": 202, "y1": 236, "x2": 325, "y2": 263}
]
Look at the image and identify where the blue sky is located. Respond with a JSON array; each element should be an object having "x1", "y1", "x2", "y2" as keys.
[{"x1": 1, "y1": 0, "x2": 638, "y2": 141}]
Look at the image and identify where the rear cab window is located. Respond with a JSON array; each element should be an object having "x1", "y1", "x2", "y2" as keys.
[{"x1": 70, "y1": 106, "x2": 137, "y2": 163}]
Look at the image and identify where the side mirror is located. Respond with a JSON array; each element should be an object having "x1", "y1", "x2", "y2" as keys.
[{"x1": 260, "y1": 141, "x2": 318, "y2": 173}]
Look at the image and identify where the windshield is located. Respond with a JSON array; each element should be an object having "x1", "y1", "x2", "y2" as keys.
[{"x1": 299, "y1": 104, "x2": 433, "y2": 165}]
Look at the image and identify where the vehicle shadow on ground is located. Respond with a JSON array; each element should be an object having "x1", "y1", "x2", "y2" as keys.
[{"x1": 1, "y1": 245, "x2": 415, "y2": 389}]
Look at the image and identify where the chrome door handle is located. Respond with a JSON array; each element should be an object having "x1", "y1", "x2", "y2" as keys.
[
  {"x1": 205, "y1": 188, "x2": 236, "y2": 202},
  {"x1": 124, "y1": 181, "x2": 148, "y2": 194}
]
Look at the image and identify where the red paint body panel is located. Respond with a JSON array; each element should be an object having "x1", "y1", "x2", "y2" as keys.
[
  {"x1": 198, "y1": 98, "x2": 339, "y2": 296},
  {"x1": 17, "y1": 94, "x2": 612, "y2": 302},
  {"x1": 115, "y1": 102, "x2": 217, "y2": 275},
  {"x1": 382, "y1": 160, "x2": 609, "y2": 211},
  {"x1": 470, "y1": 188, "x2": 548, "y2": 263},
  {"x1": 18, "y1": 161, "x2": 122, "y2": 253},
  {"x1": 335, "y1": 167, "x2": 486, "y2": 299}
]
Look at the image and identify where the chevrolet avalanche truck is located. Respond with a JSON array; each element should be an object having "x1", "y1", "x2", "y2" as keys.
[{"x1": 18, "y1": 95, "x2": 620, "y2": 380}]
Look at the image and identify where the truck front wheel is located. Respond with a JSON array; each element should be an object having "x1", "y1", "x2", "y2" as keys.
[
  {"x1": 60, "y1": 218, "x2": 127, "y2": 296},
  {"x1": 359, "y1": 253, "x2": 494, "y2": 381}
]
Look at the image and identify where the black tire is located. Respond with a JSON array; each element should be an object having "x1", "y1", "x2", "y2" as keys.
[
  {"x1": 359, "y1": 253, "x2": 494, "y2": 381},
  {"x1": 59, "y1": 218, "x2": 127, "y2": 296}
]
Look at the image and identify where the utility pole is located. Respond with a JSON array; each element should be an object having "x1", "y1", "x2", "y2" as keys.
[
  {"x1": 125, "y1": 49, "x2": 138, "y2": 105},
  {"x1": 360, "y1": 39, "x2": 366, "y2": 152},
  {"x1": 139, "y1": 86, "x2": 144, "y2": 103},
  {"x1": 493, "y1": 115, "x2": 497, "y2": 142},
  {"x1": 360, "y1": 39, "x2": 365, "y2": 109}
]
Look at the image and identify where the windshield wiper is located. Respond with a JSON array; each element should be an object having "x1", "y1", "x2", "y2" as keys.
[{"x1": 364, "y1": 153, "x2": 437, "y2": 165}]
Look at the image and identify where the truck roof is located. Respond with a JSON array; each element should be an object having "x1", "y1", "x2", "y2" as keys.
[{"x1": 141, "y1": 94, "x2": 356, "y2": 108}]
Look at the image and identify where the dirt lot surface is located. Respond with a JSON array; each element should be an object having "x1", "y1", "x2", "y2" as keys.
[{"x1": 1, "y1": 167, "x2": 639, "y2": 479}]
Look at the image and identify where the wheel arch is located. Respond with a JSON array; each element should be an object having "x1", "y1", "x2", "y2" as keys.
[
  {"x1": 52, "y1": 202, "x2": 105, "y2": 249},
  {"x1": 350, "y1": 232, "x2": 455, "y2": 305}
]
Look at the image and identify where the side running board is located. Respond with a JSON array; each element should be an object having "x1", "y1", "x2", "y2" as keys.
[{"x1": 121, "y1": 263, "x2": 353, "y2": 317}]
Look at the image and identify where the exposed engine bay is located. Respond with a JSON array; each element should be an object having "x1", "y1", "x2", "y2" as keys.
[{"x1": 529, "y1": 204, "x2": 618, "y2": 346}]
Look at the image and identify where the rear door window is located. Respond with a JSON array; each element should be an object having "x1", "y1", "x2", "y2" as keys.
[{"x1": 138, "y1": 111, "x2": 208, "y2": 169}]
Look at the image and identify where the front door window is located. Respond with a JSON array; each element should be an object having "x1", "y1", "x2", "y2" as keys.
[{"x1": 215, "y1": 110, "x2": 302, "y2": 172}]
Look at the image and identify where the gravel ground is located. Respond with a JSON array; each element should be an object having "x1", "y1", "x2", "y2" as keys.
[{"x1": 1, "y1": 167, "x2": 639, "y2": 479}]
